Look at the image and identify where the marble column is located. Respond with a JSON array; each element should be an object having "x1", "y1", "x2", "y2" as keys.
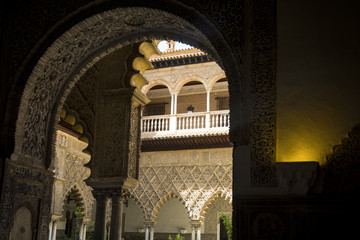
[
  {"x1": 48, "y1": 221, "x2": 53, "y2": 240},
  {"x1": 206, "y1": 91, "x2": 211, "y2": 128},
  {"x1": 51, "y1": 220, "x2": 58, "y2": 240},
  {"x1": 110, "y1": 193, "x2": 124, "y2": 240},
  {"x1": 174, "y1": 94, "x2": 178, "y2": 114},
  {"x1": 82, "y1": 223, "x2": 87, "y2": 240},
  {"x1": 94, "y1": 192, "x2": 108, "y2": 240},
  {"x1": 190, "y1": 222, "x2": 201, "y2": 240},
  {"x1": 145, "y1": 226, "x2": 150, "y2": 240},
  {"x1": 171, "y1": 94, "x2": 174, "y2": 114},
  {"x1": 197, "y1": 228, "x2": 201, "y2": 240},
  {"x1": 191, "y1": 225, "x2": 196, "y2": 240},
  {"x1": 79, "y1": 223, "x2": 84, "y2": 240},
  {"x1": 144, "y1": 222, "x2": 155, "y2": 240},
  {"x1": 206, "y1": 90, "x2": 211, "y2": 112},
  {"x1": 149, "y1": 224, "x2": 154, "y2": 240}
]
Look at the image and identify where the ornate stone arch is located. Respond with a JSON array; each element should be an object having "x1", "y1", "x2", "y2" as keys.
[
  {"x1": 124, "y1": 191, "x2": 147, "y2": 222},
  {"x1": 199, "y1": 191, "x2": 232, "y2": 222},
  {"x1": 61, "y1": 184, "x2": 93, "y2": 219},
  {"x1": 152, "y1": 192, "x2": 189, "y2": 222},
  {"x1": 141, "y1": 79, "x2": 174, "y2": 95},
  {"x1": 12, "y1": 7, "x2": 239, "y2": 172},
  {"x1": 208, "y1": 72, "x2": 228, "y2": 92},
  {"x1": 174, "y1": 75, "x2": 209, "y2": 93}
]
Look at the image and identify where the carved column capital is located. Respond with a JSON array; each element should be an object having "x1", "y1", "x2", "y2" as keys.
[
  {"x1": 92, "y1": 190, "x2": 110, "y2": 204},
  {"x1": 190, "y1": 220, "x2": 202, "y2": 229}
]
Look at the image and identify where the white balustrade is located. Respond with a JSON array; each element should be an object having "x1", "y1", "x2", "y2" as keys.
[
  {"x1": 177, "y1": 113, "x2": 207, "y2": 130},
  {"x1": 142, "y1": 115, "x2": 170, "y2": 132},
  {"x1": 141, "y1": 110, "x2": 229, "y2": 133},
  {"x1": 210, "y1": 111, "x2": 230, "y2": 128}
]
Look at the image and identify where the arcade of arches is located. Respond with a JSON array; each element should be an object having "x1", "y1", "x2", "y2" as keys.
[
  {"x1": 1, "y1": 1, "x2": 360, "y2": 240},
  {"x1": 50, "y1": 46, "x2": 233, "y2": 239}
]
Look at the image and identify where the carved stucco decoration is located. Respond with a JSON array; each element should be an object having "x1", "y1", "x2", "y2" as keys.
[
  {"x1": 203, "y1": 197, "x2": 232, "y2": 234},
  {"x1": 9, "y1": 206, "x2": 33, "y2": 240},
  {"x1": 323, "y1": 124, "x2": 360, "y2": 195},
  {"x1": 61, "y1": 153, "x2": 93, "y2": 218},
  {"x1": 14, "y1": 7, "x2": 216, "y2": 169},
  {"x1": 0, "y1": 161, "x2": 53, "y2": 239},
  {"x1": 129, "y1": 164, "x2": 232, "y2": 222},
  {"x1": 51, "y1": 132, "x2": 94, "y2": 219},
  {"x1": 128, "y1": 99, "x2": 143, "y2": 179},
  {"x1": 13, "y1": 1, "x2": 275, "y2": 187},
  {"x1": 249, "y1": 0, "x2": 277, "y2": 186}
]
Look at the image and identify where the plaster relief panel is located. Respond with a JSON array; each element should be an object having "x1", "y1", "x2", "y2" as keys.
[{"x1": 10, "y1": 206, "x2": 32, "y2": 240}]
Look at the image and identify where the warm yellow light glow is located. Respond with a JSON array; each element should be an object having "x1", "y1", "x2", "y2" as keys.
[{"x1": 277, "y1": 126, "x2": 326, "y2": 164}]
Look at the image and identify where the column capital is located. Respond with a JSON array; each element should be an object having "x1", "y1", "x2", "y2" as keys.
[
  {"x1": 92, "y1": 190, "x2": 110, "y2": 203},
  {"x1": 111, "y1": 191, "x2": 126, "y2": 205},
  {"x1": 51, "y1": 214, "x2": 62, "y2": 222},
  {"x1": 144, "y1": 221, "x2": 156, "y2": 228},
  {"x1": 190, "y1": 220, "x2": 201, "y2": 228}
]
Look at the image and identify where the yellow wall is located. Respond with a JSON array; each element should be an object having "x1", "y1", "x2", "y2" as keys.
[{"x1": 277, "y1": 0, "x2": 360, "y2": 164}]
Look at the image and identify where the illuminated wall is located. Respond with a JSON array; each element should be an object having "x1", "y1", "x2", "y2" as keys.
[{"x1": 277, "y1": 0, "x2": 360, "y2": 164}]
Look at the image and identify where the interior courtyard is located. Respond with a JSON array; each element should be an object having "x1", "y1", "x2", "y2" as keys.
[{"x1": 0, "y1": 1, "x2": 360, "y2": 240}]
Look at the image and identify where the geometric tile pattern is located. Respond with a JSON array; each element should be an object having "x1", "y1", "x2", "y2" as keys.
[{"x1": 130, "y1": 165, "x2": 232, "y2": 222}]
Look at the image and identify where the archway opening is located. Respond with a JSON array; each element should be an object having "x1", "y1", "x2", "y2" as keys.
[
  {"x1": 59, "y1": 188, "x2": 85, "y2": 240},
  {"x1": 155, "y1": 197, "x2": 190, "y2": 239},
  {"x1": 8, "y1": 6, "x2": 242, "y2": 240}
]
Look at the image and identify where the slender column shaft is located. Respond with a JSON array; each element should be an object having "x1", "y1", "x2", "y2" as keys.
[
  {"x1": 197, "y1": 228, "x2": 201, "y2": 240},
  {"x1": 94, "y1": 193, "x2": 108, "y2": 240},
  {"x1": 79, "y1": 223, "x2": 84, "y2": 240},
  {"x1": 171, "y1": 94, "x2": 174, "y2": 115},
  {"x1": 145, "y1": 226, "x2": 150, "y2": 240},
  {"x1": 206, "y1": 90, "x2": 210, "y2": 112},
  {"x1": 174, "y1": 94, "x2": 178, "y2": 114},
  {"x1": 51, "y1": 221, "x2": 57, "y2": 240},
  {"x1": 149, "y1": 225, "x2": 154, "y2": 240},
  {"x1": 82, "y1": 224, "x2": 87, "y2": 240},
  {"x1": 48, "y1": 221, "x2": 53, "y2": 240},
  {"x1": 110, "y1": 193, "x2": 124, "y2": 240},
  {"x1": 191, "y1": 226, "x2": 196, "y2": 240}
]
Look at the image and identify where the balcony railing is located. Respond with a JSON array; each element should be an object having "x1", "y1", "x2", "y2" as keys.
[{"x1": 141, "y1": 110, "x2": 229, "y2": 133}]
